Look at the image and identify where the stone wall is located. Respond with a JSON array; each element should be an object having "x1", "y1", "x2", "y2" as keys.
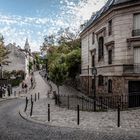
[{"x1": 80, "y1": 76, "x2": 124, "y2": 96}]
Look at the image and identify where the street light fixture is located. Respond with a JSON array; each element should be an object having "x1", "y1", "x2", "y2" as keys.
[{"x1": 92, "y1": 67, "x2": 97, "y2": 111}]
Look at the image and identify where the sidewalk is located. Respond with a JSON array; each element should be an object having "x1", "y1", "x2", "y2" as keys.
[
  {"x1": 20, "y1": 71, "x2": 140, "y2": 131},
  {"x1": 0, "y1": 73, "x2": 36, "y2": 102}
]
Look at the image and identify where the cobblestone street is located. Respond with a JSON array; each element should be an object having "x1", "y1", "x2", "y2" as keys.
[
  {"x1": 0, "y1": 71, "x2": 140, "y2": 140},
  {"x1": 22, "y1": 71, "x2": 140, "y2": 132}
]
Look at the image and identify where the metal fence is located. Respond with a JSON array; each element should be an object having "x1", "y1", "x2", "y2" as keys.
[
  {"x1": 55, "y1": 95, "x2": 112, "y2": 111},
  {"x1": 54, "y1": 93, "x2": 140, "y2": 111}
]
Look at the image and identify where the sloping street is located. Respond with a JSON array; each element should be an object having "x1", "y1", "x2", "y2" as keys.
[{"x1": 0, "y1": 72, "x2": 139, "y2": 140}]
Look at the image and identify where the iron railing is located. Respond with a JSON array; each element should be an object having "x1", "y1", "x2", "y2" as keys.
[{"x1": 54, "y1": 93, "x2": 140, "y2": 111}]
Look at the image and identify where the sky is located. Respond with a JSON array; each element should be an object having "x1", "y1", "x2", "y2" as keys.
[{"x1": 0, "y1": 0, "x2": 107, "y2": 51}]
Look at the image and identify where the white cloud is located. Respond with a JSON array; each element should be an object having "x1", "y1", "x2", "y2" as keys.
[{"x1": 0, "y1": 0, "x2": 107, "y2": 51}]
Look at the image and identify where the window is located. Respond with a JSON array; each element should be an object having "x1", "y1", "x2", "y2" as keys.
[
  {"x1": 98, "y1": 75, "x2": 104, "y2": 86},
  {"x1": 92, "y1": 32, "x2": 95, "y2": 44},
  {"x1": 108, "y1": 50, "x2": 112, "y2": 64},
  {"x1": 92, "y1": 55, "x2": 95, "y2": 67},
  {"x1": 133, "y1": 14, "x2": 140, "y2": 36},
  {"x1": 108, "y1": 20, "x2": 112, "y2": 36},
  {"x1": 98, "y1": 37, "x2": 104, "y2": 61},
  {"x1": 108, "y1": 79, "x2": 112, "y2": 93}
]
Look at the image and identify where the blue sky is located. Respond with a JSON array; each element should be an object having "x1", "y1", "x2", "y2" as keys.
[{"x1": 0, "y1": 0, "x2": 106, "y2": 51}]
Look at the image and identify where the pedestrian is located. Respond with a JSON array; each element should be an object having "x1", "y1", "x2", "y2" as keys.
[
  {"x1": 24, "y1": 83, "x2": 28, "y2": 93},
  {"x1": 30, "y1": 77, "x2": 33, "y2": 88},
  {"x1": 22, "y1": 81, "x2": 25, "y2": 89}
]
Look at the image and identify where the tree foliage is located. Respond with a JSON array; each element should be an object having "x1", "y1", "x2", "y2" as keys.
[
  {"x1": 42, "y1": 28, "x2": 81, "y2": 93},
  {"x1": 28, "y1": 61, "x2": 33, "y2": 73},
  {"x1": 0, "y1": 35, "x2": 10, "y2": 65}
]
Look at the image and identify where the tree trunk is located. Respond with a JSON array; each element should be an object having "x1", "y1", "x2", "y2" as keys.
[
  {"x1": 57, "y1": 85, "x2": 60, "y2": 105},
  {"x1": 57, "y1": 85, "x2": 59, "y2": 96}
]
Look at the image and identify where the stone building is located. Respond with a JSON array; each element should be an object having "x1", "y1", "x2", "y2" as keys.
[
  {"x1": 80, "y1": 0, "x2": 140, "y2": 106},
  {"x1": 4, "y1": 38, "x2": 34, "y2": 79}
]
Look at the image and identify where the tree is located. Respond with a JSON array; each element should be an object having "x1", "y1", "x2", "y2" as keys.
[
  {"x1": 28, "y1": 61, "x2": 33, "y2": 74},
  {"x1": 0, "y1": 35, "x2": 10, "y2": 65},
  {"x1": 42, "y1": 27, "x2": 81, "y2": 90},
  {"x1": 40, "y1": 34, "x2": 56, "y2": 55},
  {"x1": 66, "y1": 48, "x2": 81, "y2": 79},
  {"x1": 48, "y1": 59, "x2": 68, "y2": 95},
  {"x1": 34, "y1": 53, "x2": 41, "y2": 70}
]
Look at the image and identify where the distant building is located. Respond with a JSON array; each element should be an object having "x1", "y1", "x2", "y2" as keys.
[
  {"x1": 80, "y1": 0, "x2": 140, "y2": 107},
  {"x1": 4, "y1": 38, "x2": 34, "y2": 79}
]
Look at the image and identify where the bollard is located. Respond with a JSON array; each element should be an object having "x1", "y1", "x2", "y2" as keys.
[
  {"x1": 24, "y1": 97, "x2": 28, "y2": 112},
  {"x1": 38, "y1": 92, "x2": 40, "y2": 100},
  {"x1": 31, "y1": 95, "x2": 32, "y2": 102},
  {"x1": 35, "y1": 93, "x2": 36, "y2": 102},
  {"x1": 48, "y1": 104, "x2": 50, "y2": 122},
  {"x1": 30, "y1": 101, "x2": 34, "y2": 116},
  {"x1": 67, "y1": 95, "x2": 69, "y2": 109},
  {"x1": 77, "y1": 105, "x2": 80, "y2": 125},
  {"x1": 117, "y1": 104, "x2": 120, "y2": 127}
]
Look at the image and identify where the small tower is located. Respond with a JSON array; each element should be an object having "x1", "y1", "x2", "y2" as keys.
[{"x1": 24, "y1": 38, "x2": 30, "y2": 52}]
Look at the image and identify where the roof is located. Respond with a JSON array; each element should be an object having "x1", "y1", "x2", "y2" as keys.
[{"x1": 81, "y1": 0, "x2": 137, "y2": 34}]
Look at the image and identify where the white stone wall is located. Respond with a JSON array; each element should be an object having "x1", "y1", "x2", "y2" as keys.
[
  {"x1": 3, "y1": 44, "x2": 26, "y2": 72},
  {"x1": 81, "y1": 4, "x2": 140, "y2": 76}
]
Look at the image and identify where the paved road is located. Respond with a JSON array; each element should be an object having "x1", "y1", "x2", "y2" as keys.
[{"x1": 0, "y1": 99, "x2": 140, "y2": 140}]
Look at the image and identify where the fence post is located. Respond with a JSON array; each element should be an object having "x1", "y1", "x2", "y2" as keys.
[
  {"x1": 82, "y1": 96, "x2": 84, "y2": 111},
  {"x1": 58, "y1": 94, "x2": 60, "y2": 107},
  {"x1": 55, "y1": 94, "x2": 57, "y2": 105},
  {"x1": 48, "y1": 104, "x2": 50, "y2": 122},
  {"x1": 77, "y1": 105, "x2": 80, "y2": 125},
  {"x1": 30, "y1": 101, "x2": 34, "y2": 116},
  {"x1": 35, "y1": 93, "x2": 36, "y2": 102},
  {"x1": 31, "y1": 95, "x2": 32, "y2": 102},
  {"x1": 67, "y1": 95, "x2": 69, "y2": 109},
  {"x1": 100, "y1": 97, "x2": 103, "y2": 110},
  {"x1": 53, "y1": 91, "x2": 57, "y2": 105},
  {"x1": 24, "y1": 97, "x2": 28, "y2": 112},
  {"x1": 38, "y1": 92, "x2": 40, "y2": 100},
  {"x1": 117, "y1": 104, "x2": 120, "y2": 127}
]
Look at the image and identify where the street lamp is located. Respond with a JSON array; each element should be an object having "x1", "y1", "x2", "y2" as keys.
[{"x1": 92, "y1": 67, "x2": 97, "y2": 111}]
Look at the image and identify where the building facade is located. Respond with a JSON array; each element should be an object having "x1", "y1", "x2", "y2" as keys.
[
  {"x1": 80, "y1": 0, "x2": 140, "y2": 103},
  {"x1": 4, "y1": 39, "x2": 34, "y2": 79}
]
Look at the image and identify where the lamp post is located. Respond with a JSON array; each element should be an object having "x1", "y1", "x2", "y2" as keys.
[{"x1": 92, "y1": 67, "x2": 97, "y2": 111}]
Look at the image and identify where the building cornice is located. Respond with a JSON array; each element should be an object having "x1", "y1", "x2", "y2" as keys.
[{"x1": 105, "y1": 41, "x2": 115, "y2": 47}]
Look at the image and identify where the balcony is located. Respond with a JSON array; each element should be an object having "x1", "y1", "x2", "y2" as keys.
[
  {"x1": 123, "y1": 64, "x2": 140, "y2": 74},
  {"x1": 132, "y1": 29, "x2": 140, "y2": 37}
]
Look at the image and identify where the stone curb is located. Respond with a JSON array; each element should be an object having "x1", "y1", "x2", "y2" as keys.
[
  {"x1": 19, "y1": 108, "x2": 82, "y2": 130},
  {"x1": 19, "y1": 108, "x2": 133, "y2": 132},
  {"x1": 0, "y1": 97, "x2": 18, "y2": 103},
  {"x1": 19, "y1": 105, "x2": 140, "y2": 133},
  {"x1": 19, "y1": 109, "x2": 46, "y2": 126}
]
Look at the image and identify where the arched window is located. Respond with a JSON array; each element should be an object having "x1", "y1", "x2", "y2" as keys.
[
  {"x1": 98, "y1": 75, "x2": 104, "y2": 86},
  {"x1": 98, "y1": 37, "x2": 104, "y2": 61},
  {"x1": 108, "y1": 79, "x2": 112, "y2": 93}
]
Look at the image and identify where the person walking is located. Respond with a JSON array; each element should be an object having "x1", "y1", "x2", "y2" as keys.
[
  {"x1": 30, "y1": 77, "x2": 33, "y2": 88},
  {"x1": 24, "y1": 83, "x2": 28, "y2": 93}
]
